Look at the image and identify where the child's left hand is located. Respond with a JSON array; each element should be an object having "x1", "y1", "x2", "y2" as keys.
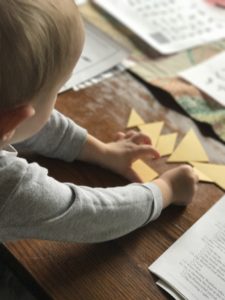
[{"x1": 103, "y1": 130, "x2": 160, "y2": 181}]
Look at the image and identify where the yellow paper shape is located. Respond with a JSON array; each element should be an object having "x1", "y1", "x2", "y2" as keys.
[
  {"x1": 156, "y1": 133, "x2": 177, "y2": 157},
  {"x1": 127, "y1": 109, "x2": 145, "y2": 128},
  {"x1": 138, "y1": 122, "x2": 164, "y2": 147},
  {"x1": 132, "y1": 160, "x2": 158, "y2": 183},
  {"x1": 192, "y1": 167, "x2": 213, "y2": 183},
  {"x1": 167, "y1": 129, "x2": 209, "y2": 163},
  {"x1": 191, "y1": 162, "x2": 225, "y2": 190}
]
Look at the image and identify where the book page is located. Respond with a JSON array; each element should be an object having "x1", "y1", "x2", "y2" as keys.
[
  {"x1": 179, "y1": 51, "x2": 225, "y2": 107},
  {"x1": 93, "y1": 0, "x2": 225, "y2": 54},
  {"x1": 149, "y1": 194, "x2": 225, "y2": 300}
]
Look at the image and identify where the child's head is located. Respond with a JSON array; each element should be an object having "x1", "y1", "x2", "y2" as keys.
[{"x1": 0, "y1": 0, "x2": 84, "y2": 146}]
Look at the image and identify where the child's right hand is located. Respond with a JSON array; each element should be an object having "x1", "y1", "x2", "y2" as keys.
[{"x1": 153, "y1": 165, "x2": 199, "y2": 208}]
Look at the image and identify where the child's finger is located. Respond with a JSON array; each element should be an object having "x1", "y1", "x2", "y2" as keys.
[
  {"x1": 125, "y1": 130, "x2": 152, "y2": 145},
  {"x1": 131, "y1": 132, "x2": 152, "y2": 145},
  {"x1": 125, "y1": 130, "x2": 139, "y2": 138},
  {"x1": 115, "y1": 131, "x2": 126, "y2": 141},
  {"x1": 135, "y1": 144, "x2": 160, "y2": 159}
]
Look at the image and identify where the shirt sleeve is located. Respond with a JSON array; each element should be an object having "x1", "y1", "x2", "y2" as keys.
[
  {"x1": 0, "y1": 158, "x2": 163, "y2": 243},
  {"x1": 13, "y1": 109, "x2": 87, "y2": 162}
]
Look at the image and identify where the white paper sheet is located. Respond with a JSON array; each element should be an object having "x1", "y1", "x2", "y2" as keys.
[
  {"x1": 179, "y1": 51, "x2": 225, "y2": 107},
  {"x1": 60, "y1": 21, "x2": 128, "y2": 93},
  {"x1": 149, "y1": 194, "x2": 225, "y2": 300},
  {"x1": 93, "y1": 0, "x2": 225, "y2": 55},
  {"x1": 156, "y1": 280, "x2": 184, "y2": 300}
]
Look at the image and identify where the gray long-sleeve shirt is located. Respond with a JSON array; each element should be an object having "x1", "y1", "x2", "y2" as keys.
[{"x1": 0, "y1": 109, "x2": 163, "y2": 243}]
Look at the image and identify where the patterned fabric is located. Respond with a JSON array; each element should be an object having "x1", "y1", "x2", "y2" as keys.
[{"x1": 151, "y1": 78, "x2": 225, "y2": 142}]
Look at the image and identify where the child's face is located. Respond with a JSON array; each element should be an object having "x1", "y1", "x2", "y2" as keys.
[{"x1": 10, "y1": 1, "x2": 84, "y2": 145}]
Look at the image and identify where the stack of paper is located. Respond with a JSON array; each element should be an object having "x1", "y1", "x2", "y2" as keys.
[
  {"x1": 60, "y1": 21, "x2": 128, "y2": 93},
  {"x1": 149, "y1": 194, "x2": 225, "y2": 300}
]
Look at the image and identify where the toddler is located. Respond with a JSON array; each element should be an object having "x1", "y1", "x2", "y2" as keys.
[{"x1": 0, "y1": 0, "x2": 198, "y2": 242}]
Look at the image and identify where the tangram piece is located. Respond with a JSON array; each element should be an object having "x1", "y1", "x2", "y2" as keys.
[
  {"x1": 138, "y1": 121, "x2": 164, "y2": 147},
  {"x1": 127, "y1": 109, "x2": 145, "y2": 128},
  {"x1": 191, "y1": 162, "x2": 225, "y2": 190},
  {"x1": 132, "y1": 159, "x2": 158, "y2": 183},
  {"x1": 191, "y1": 167, "x2": 213, "y2": 183},
  {"x1": 156, "y1": 133, "x2": 177, "y2": 157},
  {"x1": 167, "y1": 129, "x2": 209, "y2": 163}
]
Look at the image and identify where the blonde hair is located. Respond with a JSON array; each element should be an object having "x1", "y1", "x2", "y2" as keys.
[{"x1": 0, "y1": 0, "x2": 82, "y2": 109}]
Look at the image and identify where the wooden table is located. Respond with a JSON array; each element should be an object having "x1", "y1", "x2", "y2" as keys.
[{"x1": 3, "y1": 72, "x2": 225, "y2": 300}]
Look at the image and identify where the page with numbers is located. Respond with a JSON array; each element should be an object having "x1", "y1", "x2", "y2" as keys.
[{"x1": 93, "y1": 0, "x2": 225, "y2": 54}]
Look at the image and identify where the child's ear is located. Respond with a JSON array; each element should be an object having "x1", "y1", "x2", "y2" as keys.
[{"x1": 0, "y1": 104, "x2": 35, "y2": 142}]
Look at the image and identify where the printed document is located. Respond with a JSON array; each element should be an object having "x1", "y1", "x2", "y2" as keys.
[
  {"x1": 93, "y1": 0, "x2": 225, "y2": 54},
  {"x1": 179, "y1": 51, "x2": 225, "y2": 107},
  {"x1": 61, "y1": 21, "x2": 128, "y2": 93},
  {"x1": 149, "y1": 194, "x2": 225, "y2": 300}
]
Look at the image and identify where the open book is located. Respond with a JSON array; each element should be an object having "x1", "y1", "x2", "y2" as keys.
[
  {"x1": 93, "y1": 0, "x2": 225, "y2": 54},
  {"x1": 149, "y1": 194, "x2": 225, "y2": 300}
]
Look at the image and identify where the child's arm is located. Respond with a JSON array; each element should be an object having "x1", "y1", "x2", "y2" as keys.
[
  {"x1": 0, "y1": 155, "x2": 198, "y2": 242},
  {"x1": 14, "y1": 109, "x2": 159, "y2": 181},
  {"x1": 13, "y1": 108, "x2": 198, "y2": 207},
  {"x1": 0, "y1": 156, "x2": 162, "y2": 242},
  {"x1": 14, "y1": 109, "x2": 159, "y2": 182},
  {"x1": 77, "y1": 131, "x2": 198, "y2": 209},
  {"x1": 13, "y1": 109, "x2": 88, "y2": 161}
]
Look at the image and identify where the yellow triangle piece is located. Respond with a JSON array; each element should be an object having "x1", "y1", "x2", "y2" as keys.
[
  {"x1": 132, "y1": 160, "x2": 158, "y2": 183},
  {"x1": 127, "y1": 109, "x2": 145, "y2": 128},
  {"x1": 191, "y1": 162, "x2": 225, "y2": 190},
  {"x1": 156, "y1": 133, "x2": 177, "y2": 157},
  {"x1": 167, "y1": 129, "x2": 209, "y2": 163},
  {"x1": 138, "y1": 122, "x2": 164, "y2": 147},
  {"x1": 190, "y1": 166, "x2": 213, "y2": 183}
]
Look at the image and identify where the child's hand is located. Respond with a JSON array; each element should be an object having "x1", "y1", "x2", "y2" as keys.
[
  {"x1": 102, "y1": 130, "x2": 160, "y2": 182},
  {"x1": 154, "y1": 165, "x2": 199, "y2": 208}
]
